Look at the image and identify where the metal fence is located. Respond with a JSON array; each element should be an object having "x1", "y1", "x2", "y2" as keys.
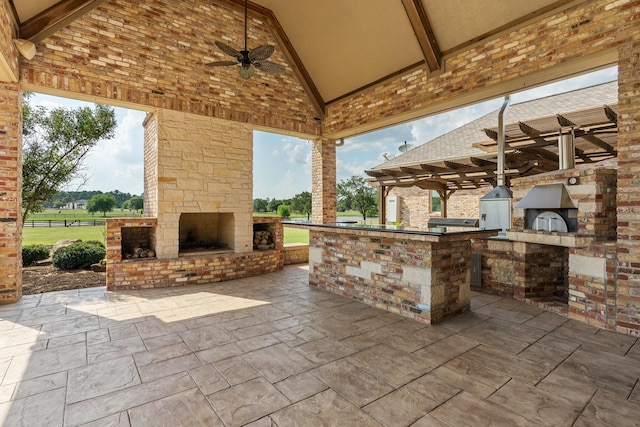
[{"x1": 23, "y1": 219, "x2": 106, "y2": 228}]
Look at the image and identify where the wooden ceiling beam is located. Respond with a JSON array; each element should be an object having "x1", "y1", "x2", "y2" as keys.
[
  {"x1": 19, "y1": 0, "x2": 109, "y2": 42},
  {"x1": 400, "y1": 0, "x2": 442, "y2": 72}
]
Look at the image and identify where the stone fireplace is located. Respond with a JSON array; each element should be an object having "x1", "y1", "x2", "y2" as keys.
[
  {"x1": 179, "y1": 213, "x2": 234, "y2": 255},
  {"x1": 105, "y1": 109, "x2": 284, "y2": 290}
]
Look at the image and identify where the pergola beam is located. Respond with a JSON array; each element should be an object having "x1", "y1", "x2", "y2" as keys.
[{"x1": 557, "y1": 113, "x2": 615, "y2": 154}]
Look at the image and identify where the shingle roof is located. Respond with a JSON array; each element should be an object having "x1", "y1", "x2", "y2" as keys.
[
  {"x1": 366, "y1": 81, "x2": 618, "y2": 190},
  {"x1": 371, "y1": 80, "x2": 617, "y2": 169}
]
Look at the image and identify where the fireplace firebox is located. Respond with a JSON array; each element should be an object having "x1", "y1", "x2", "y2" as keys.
[{"x1": 179, "y1": 213, "x2": 234, "y2": 254}]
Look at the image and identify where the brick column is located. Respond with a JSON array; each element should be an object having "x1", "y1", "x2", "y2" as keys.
[
  {"x1": 311, "y1": 139, "x2": 336, "y2": 223},
  {"x1": 615, "y1": 43, "x2": 640, "y2": 335},
  {"x1": 0, "y1": 82, "x2": 22, "y2": 303}
]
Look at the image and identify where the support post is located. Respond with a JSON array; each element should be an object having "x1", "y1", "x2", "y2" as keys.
[{"x1": 311, "y1": 139, "x2": 336, "y2": 224}]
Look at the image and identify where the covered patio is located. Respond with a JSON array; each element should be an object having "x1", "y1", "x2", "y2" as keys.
[
  {"x1": 1, "y1": 265, "x2": 639, "y2": 426},
  {"x1": 1, "y1": 0, "x2": 640, "y2": 424}
]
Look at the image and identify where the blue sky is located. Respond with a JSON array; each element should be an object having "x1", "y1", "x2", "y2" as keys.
[{"x1": 31, "y1": 66, "x2": 617, "y2": 198}]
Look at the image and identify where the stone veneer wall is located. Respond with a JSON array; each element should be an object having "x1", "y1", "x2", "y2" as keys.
[
  {"x1": 308, "y1": 229, "x2": 477, "y2": 324},
  {"x1": 106, "y1": 217, "x2": 283, "y2": 290},
  {"x1": 568, "y1": 243, "x2": 618, "y2": 330},
  {"x1": 146, "y1": 109, "x2": 253, "y2": 259}
]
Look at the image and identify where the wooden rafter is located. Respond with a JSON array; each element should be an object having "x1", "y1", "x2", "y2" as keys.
[
  {"x1": 556, "y1": 113, "x2": 615, "y2": 154},
  {"x1": 18, "y1": 0, "x2": 109, "y2": 42},
  {"x1": 400, "y1": 0, "x2": 441, "y2": 72},
  {"x1": 604, "y1": 105, "x2": 618, "y2": 124}
]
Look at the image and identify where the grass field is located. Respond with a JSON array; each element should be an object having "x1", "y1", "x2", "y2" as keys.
[
  {"x1": 283, "y1": 227, "x2": 309, "y2": 245},
  {"x1": 22, "y1": 225, "x2": 106, "y2": 246},
  {"x1": 26, "y1": 208, "x2": 140, "y2": 221},
  {"x1": 22, "y1": 224, "x2": 309, "y2": 246}
]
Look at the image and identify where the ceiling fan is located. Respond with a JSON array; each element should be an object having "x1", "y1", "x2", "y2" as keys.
[{"x1": 206, "y1": 0, "x2": 284, "y2": 79}]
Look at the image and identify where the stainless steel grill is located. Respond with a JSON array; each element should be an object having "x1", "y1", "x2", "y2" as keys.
[{"x1": 427, "y1": 218, "x2": 479, "y2": 227}]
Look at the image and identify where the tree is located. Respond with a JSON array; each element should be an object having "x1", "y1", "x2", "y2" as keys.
[
  {"x1": 337, "y1": 175, "x2": 378, "y2": 221},
  {"x1": 268, "y1": 198, "x2": 284, "y2": 212},
  {"x1": 277, "y1": 204, "x2": 291, "y2": 219},
  {"x1": 253, "y1": 198, "x2": 269, "y2": 213},
  {"x1": 124, "y1": 195, "x2": 144, "y2": 212},
  {"x1": 21, "y1": 95, "x2": 117, "y2": 223},
  {"x1": 291, "y1": 191, "x2": 312, "y2": 220},
  {"x1": 87, "y1": 193, "x2": 117, "y2": 217}
]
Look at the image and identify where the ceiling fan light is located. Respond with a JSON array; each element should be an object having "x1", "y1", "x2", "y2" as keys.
[{"x1": 239, "y1": 65, "x2": 254, "y2": 79}]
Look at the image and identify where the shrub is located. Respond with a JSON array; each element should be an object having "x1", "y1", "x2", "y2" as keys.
[
  {"x1": 52, "y1": 241, "x2": 106, "y2": 270},
  {"x1": 84, "y1": 240, "x2": 105, "y2": 249},
  {"x1": 277, "y1": 204, "x2": 291, "y2": 219},
  {"x1": 22, "y1": 244, "x2": 50, "y2": 266}
]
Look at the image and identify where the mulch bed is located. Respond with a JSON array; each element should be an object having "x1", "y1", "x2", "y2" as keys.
[{"x1": 22, "y1": 265, "x2": 106, "y2": 295}]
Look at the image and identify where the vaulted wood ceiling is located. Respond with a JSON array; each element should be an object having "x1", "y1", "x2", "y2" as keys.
[{"x1": 9, "y1": 0, "x2": 574, "y2": 116}]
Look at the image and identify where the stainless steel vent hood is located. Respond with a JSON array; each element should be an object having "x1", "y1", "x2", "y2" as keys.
[
  {"x1": 480, "y1": 185, "x2": 512, "y2": 200},
  {"x1": 515, "y1": 183, "x2": 575, "y2": 209}
]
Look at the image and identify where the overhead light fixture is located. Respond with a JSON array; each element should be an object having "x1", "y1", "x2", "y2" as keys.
[
  {"x1": 13, "y1": 39, "x2": 36, "y2": 60},
  {"x1": 238, "y1": 65, "x2": 254, "y2": 80}
]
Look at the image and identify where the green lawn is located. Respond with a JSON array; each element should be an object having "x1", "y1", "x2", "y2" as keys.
[
  {"x1": 26, "y1": 208, "x2": 140, "y2": 221},
  {"x1": 22, "y1": 225, "x2": 106, "y2": 246},
  {"x1": 283, "y1": 227, "x2": 309, "y2": 244},
  {"x1": 22, "y1": 213, "x2": 312, "y2": 246},
  {"x1": 23, "y1": 225, "x2": 309, "y2": 246}
]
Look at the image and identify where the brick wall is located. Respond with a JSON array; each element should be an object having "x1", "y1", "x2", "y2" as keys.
[
  {"x1": 390, "y1": 186, "x2": 484, "y2": 228},
  {"x1": 143, "y1": 112, "x2": 157, "y2": 217},
  {"x1": 19, "y1": 0, "x2": 321, "y2": 137},
  {"x1": 308, "y1": 228, "x2": 493, "y2": 324},
  {"x1": 615, "y1": 39, "x2": 640, "y2": 336},
  {"x1": 0, "y1": 82, "x2": 22, "y2": 304},
  {"x1": 106, "y1": 217, "x2": 283, "y2": 290},
  {"x1": 284, "y1": 243, "x2": 309, "y2": 265},
  {"x1": 471, "y1": 239, "x2": 515, "y2": 297},
  {"x1": 568, "y1": 243, "x2": 618, "y2": 330},
  {"x1": 311, "y1": 139, "x2": 336, "y2": 224},
  {"x1": 323, "y1": 0, "x2": 632, "y2": 137},
  {"x1": 0, "y1": 0, "x2": 17, "y2": 82},
  {"x1": 511, "y1": 167, "x2": 617, "y2": 240}
]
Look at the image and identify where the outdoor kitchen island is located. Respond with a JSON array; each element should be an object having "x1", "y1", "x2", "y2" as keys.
[{"x1": 286, "y1": 222, "x2": 498, "y2": 324}]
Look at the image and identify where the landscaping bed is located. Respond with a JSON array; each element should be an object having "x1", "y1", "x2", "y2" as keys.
[{"x1": 22, "y1": 265, "x2": 105, "y2": 295}]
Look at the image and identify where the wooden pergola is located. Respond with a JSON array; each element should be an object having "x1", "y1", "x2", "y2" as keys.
[{"x1": 366, "y1": 102, "x2": 618, "y2": 218}]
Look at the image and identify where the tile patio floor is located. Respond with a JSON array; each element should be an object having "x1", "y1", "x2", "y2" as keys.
[{"x1": 1, "y1": 264, "x2": 640, "y2": 426}]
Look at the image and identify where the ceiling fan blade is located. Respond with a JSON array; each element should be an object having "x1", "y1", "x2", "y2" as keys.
[
  {"x1": 254, "y1": 60, "x2": 285, "y2": 73},
  {"x1": 205, "y1": 60, "x2": 239, "y2": 66},
  {"x1": 215, "y1": 41, "x2": 242, "y2": 60},
  {"x1": 248, "y1": 45, "x2": 274, "y2": 62}
]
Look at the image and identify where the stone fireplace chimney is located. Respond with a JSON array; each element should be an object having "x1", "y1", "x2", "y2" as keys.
[{"x1": 143, "y1": 109, "x2": 253, "y2": 259}]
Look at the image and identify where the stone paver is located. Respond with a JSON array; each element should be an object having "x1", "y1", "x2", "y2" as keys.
[{"x1": 0, "y1": 264, "x2": 638, "y2": 426}]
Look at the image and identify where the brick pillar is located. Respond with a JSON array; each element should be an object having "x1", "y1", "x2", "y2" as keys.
[
  {"x1": 615, "y1": 43, "x2": 640, "y2": 335},
  {"x1": 0, "y1": 82, "x2": 23, "y2": 303},
  {"x1": 311, "y1": 138, "x2": 336, "y2": 223}
]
